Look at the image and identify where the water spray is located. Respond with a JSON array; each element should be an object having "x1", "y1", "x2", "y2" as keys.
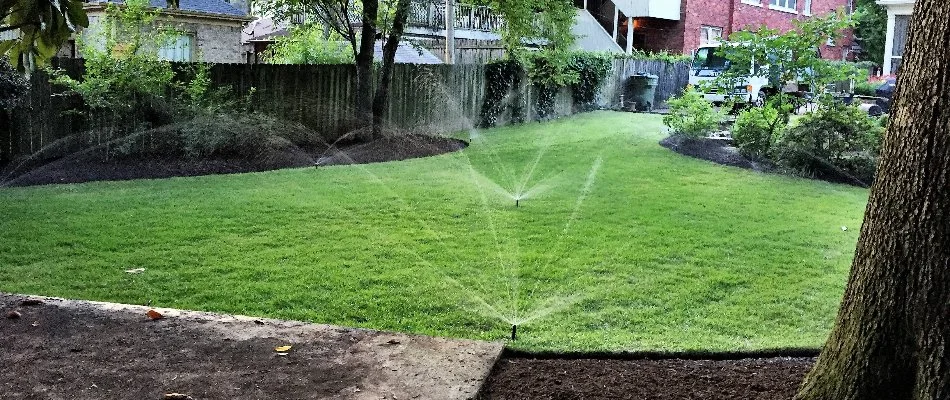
[{"x1": 511, "y1": 325, "x2": 517, "y2": 341}]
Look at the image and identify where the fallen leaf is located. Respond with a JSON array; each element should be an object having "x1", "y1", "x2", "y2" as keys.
[
  {"x1": 274, "y1": 345, "x2": 292, "y2": 352},
  {"x1": 841, "y1": 226, "x2": 849, "y2": 231},
  {"x1": 385, "y1": 339, "x2": 401, "y2": 345},
  {"x1": 6, "y1": 311, "x2": 21, "y2": 319},
  {"x1": 146, "y1": 309, "x2": 164, "y2": 320},
  {"x1": 163, "y1": 394, "x2": 195, "y2": 400},
  {"x1": 20, "y1": 299, "x2": 43, "y2": 306},
  {"x1": 125, "y1": 268, "x2": 146, "y2": 274}
]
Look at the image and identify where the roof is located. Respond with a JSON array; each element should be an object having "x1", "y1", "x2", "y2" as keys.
[
  {"x1": 91, "y1": 0, "x2": 247, "y2": 17},
  {"x1": 374, "y1": 41, "x2": 443, "y2": 64}
]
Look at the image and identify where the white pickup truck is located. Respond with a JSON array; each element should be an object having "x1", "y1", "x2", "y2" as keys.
[{"x1": 688, "y1": 43, "x2": 813, "y2": 106}]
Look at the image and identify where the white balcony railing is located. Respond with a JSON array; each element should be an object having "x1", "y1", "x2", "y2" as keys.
[{"x1": 407, "y1": 2, "x2": 503, "y2": 32}]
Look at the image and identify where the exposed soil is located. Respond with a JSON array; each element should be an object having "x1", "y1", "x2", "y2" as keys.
[
  {"x1": 480, "y1": 356, "x2": 815, "y2": 400},
  {"x1": 0, "y1": 293, "x2": 502, "y2": 400},
  {"x1": 659, "y1": 135, "x2": 770, "y2": 172},
  {"x1": 2, "y1": 134, "x2": 467, "y2": 187}
]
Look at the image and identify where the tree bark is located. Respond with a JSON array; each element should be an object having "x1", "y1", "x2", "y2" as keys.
[
  {"x1": 354, "y1": 0, "x2": 378, "y2": 131},
  {"x1": 370, "y1": 0, "x2": 411, "y2": 135},
  {"x1": 794, "y1": 1, "x2": 950, "y2": 399}
]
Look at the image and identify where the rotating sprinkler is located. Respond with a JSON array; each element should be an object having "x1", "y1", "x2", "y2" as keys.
[
  {"x1": 515, "y1": 198, "x2": 520, "y2": 208},
  {"x1": 511, "y1": 325, "x2": 517, "y2": 341}
]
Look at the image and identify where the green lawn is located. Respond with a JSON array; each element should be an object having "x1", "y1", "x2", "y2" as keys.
[{"x1": 0, "y1": 111, "x2": 868, "y2": 352}]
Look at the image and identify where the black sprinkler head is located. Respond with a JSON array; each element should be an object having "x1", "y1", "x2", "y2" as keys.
[
  {"x1": 515, "y1": 199, "x2": 520, "y2": 208},
  {"x1": 511, "y1": 324, "x2": 517, "y2": 341}
]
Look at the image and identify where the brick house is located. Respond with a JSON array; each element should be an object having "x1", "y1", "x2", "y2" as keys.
[
  {"x1": 71, "y1": 0, "x2": 253, "y2": 63},
  {"x1": 575, "y1": 0, "x2": 856, "y2": 59}
]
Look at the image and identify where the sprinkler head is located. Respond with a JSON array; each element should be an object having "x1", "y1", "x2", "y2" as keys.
[
  {"x1": 511, "y1": 324, "x2": 517, "y2": 341},
  {"x1": 515, "y1": 199, "x2": 520, "y2": 208}
]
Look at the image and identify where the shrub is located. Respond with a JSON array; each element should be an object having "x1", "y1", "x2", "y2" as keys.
[
  {"x1": 663, "y1": 88, "x2": 725, "y2": 138},
  {"x1": 731, "y1": 105, "x2": 785, "y2": 159},
  {"x1": 480, "y1": 59, "x2": 523, "y2": 127},
  {"x1": 773, "y1": 104, "x2": 884, "y2": 185},
  {"x1": 568, "y1": 52, "x2": 613, "y2": 111},
  {"x1": 853, "y1": 80, "x2": 882, "y2": 96},
  {"x1": 1, "y1": 58, "x2": 29, "y2": 111}
]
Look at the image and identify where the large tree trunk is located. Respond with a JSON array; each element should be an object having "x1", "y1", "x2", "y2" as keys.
[
  {"x1": 354, "y1": 0, "x2": 378, "y2": 131},
  {"x1": 370, "y1": 0, "x2": 411, "y2": 135},
  {"x1": 794, "y1": 1, "x2": 950, "y2": 399}
]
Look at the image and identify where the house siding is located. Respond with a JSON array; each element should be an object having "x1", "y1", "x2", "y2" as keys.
[{"x1": 177, "y1": 21, "x2": 246, "y2": 63}]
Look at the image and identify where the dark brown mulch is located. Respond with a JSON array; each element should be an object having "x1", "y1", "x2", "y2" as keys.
[
  {"x1": 2, "y1": 134, "x2": 466, "y2": 187},
  {"x1": 659, "y1": 135, "x2": 769, "y2": 171},
  {"x1": 480, "y1": 357, "x2": 815, "y2": 400}
]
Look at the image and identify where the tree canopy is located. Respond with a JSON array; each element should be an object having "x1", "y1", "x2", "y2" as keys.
[{"x1": 0, "y1": 0, "x2": 88, "y2": 71}]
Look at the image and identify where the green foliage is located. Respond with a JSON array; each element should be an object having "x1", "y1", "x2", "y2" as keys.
[
  {"x1": 0, "y1": 57, "x2": 28, "y2": 110},
  {"x1": 663, "y1": 88, "x2": 725, "y2": 138},
  {"x1": 713, "y1": 13, "x2": 861, "y2": 107},
  {"x1": 853, "y1": 0, "x2": 886, "y2": 66},
  {"x1": 51, "y1": 0, "x2": 176, "y2": 121},
  {"x1": 480, "y1": 59, "x2": 523, "y2": 127},
  {"x1": 732, "y1": 104, "x2": 786, "y2": 159},
  {"x1": 521, "y1": 50, "x2": 578, "y2": 119},
  {"x1": 569, "y1": 52, "x2": 613, "y2": 112},
  {"x1": 853, "y1": 79, "x2": 882, "y2": 96},
  {"x1": 263, "y1": 24, "x2": 354, "y2": 64},
  {"x1": 773, "y1": 103, "x2": 884, "y2": 185},
  {"x1": 619, "y1": 49, "x2": 692, "y2": 63},
  {"x1": 0, "y1": 0, "x2": 88, "y2": 71},
  {"x1": 483, "y1": 0, "x2": 576, "y2": 57}
]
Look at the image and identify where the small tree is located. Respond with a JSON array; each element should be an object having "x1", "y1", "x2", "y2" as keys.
[
  {"x1": 263, "y1": 23, "x2": 353, "y2": 64},
  {"x1": 52, "y1": 0, "x2": 179, "y2": 130}
]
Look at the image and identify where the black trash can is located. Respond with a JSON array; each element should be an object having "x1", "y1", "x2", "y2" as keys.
[{"x1": 625, "y1": 73, "x2": 659, "y2": 112}]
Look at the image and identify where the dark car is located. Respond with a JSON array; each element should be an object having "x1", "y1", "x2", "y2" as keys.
[{"x1": 875, "y1": 77, "x2": 897, "y2": 113}]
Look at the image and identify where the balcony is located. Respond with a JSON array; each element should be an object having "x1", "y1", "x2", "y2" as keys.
[
  {"x1": 407, "y1": 2, "x2": 504, "y2": 32},
  {"x1": 612, "y1": 0, "x2": 680, "y2": 20}
]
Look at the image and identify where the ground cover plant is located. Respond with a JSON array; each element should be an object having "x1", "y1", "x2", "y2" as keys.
[{"x1": 0, "y1": 112, "x2": 868, "y2": 352}]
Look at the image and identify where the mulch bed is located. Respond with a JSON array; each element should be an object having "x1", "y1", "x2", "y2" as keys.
[
  {"x1": 480, "y1": 356, "x2": 815, "y2": 400},
  {"x1": 659, "y1": 135, "x2": 770, "y2": 172},
  {"x1": 2, "y1": 134, "x2": 467, "y2": 187}
]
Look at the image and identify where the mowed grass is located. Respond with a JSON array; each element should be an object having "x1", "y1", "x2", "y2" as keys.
[{"x1": 0, "y1": 111, "x2": 868, "y2": 352}]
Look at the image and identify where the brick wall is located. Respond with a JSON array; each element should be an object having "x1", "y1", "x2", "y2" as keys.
[
  {"x1": 635, "y1": 0, "x2": 853, "y2": 59},
  {"x1": 177, "y1": 21, "x2": 247, "y2": 64}
]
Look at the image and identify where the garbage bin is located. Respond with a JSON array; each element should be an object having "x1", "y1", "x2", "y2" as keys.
[{"x1": 625, "y1": 73, "x2": 659, "y2": 112}]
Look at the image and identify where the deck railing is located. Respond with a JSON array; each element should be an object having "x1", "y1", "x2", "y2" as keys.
[{"x1": 407, "y1": 1, "x2": 503, "y2": 32}]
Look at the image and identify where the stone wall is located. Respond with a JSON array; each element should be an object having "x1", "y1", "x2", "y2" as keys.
[{"x1": 176, "y1": 20, "x2": 247, "y2": 64}]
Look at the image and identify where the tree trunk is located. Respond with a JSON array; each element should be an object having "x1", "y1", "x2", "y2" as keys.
[
  {"x1": 371, "y1": 0, "x2": 411, "y2": 135},
  {"x1": 354, "y1": 0, "x2": 378, "y2": 132},
  {"x1": 794, "y1": 1, "x2": 950, "y2": 399}
]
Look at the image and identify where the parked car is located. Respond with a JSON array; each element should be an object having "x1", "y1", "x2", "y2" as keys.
[{"x1": 874, "y1": 76, "x2": 897, "y2": 113}]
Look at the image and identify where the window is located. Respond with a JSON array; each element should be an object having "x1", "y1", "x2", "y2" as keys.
[
  {"x1": 158, "y1": 34, "x2": 194, "y2": 62},
  {"x1": 803, "y1": 0, "x2": 812, "y2": 15},
  {"x1": 769, "y1": 0, "x2": 797, "y2": 12},
  {"x1": 700, "y1": 26, "x2": 723, "y2": 46},
  {"x1": 889, "y1": 15, "x2": 910, "y2": 73}
]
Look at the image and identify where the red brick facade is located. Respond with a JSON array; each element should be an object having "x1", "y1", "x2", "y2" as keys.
[{"x1": 633, "y1": 0, "x2": 854, "y2": 60}]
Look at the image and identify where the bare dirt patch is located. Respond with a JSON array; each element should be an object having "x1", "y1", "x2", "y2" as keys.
[
  {"x1": 480, "y1": 356, "x2": 814, "y2": 399},
  {"x1": 0, "y1": 293, "x2": 501, "y2": 400},
  {"x1": 659, "y1": 135, "x2": 769, "y2": 171}
]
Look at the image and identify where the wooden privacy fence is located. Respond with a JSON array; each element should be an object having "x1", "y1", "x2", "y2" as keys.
[{"x1": 2, "y1": 58, "x2": 689, "y2": 166}]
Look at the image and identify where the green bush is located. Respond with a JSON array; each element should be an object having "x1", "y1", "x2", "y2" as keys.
[
  {"x1": 1, "y1": 58, "x2": 29, "y2": 111},
  {"x1": 853, "y1": 80, "x2": 882, "y2": 96},
  {"x1": 773, "y1": 104, "x2": 884, "y2": 185},
  {"x1": 732, "y1": 105, "x2": 785, "y2": 159},
  {"x1": 568, "y1": 52, "x2": 613, "y2": 112},
  {"x1": 480, "y1": 59, "x2": 523, "y2": 127},
  {"x1": 663, "y1": 88, "x2": 725, "y2": 138}
]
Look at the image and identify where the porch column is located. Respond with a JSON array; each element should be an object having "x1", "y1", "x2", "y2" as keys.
[
  {"x1": 445, "y1": 0, "x2": 455, "y2": 64},
  {"x1": 612, "y1": 7, "x2": 618, "y2": 41},
  {"x1": 626, "y1": 17, "x2": 633, "y2": 54},
  {"x1": 882, "y1": 11, "x2": 896, "y2": 74}
]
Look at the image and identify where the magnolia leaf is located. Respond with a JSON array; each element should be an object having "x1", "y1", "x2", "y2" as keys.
[{"x1": 274, "y1": 345, "x2": 293, "y2": 352}]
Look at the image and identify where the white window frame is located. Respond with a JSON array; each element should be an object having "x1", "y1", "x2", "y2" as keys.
[
  {"x1": 769, "y1": 0, "x2": 798, "y2": 13},
  {"x1": 700, "y1": 25, "x2": 724, "y2": 46},
  {"x1": 741, "y1": 0, "x2": 762, "y2": 6},
  {"x1": 803, "y1": 0, "x2": 812, "y2": 15}
]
